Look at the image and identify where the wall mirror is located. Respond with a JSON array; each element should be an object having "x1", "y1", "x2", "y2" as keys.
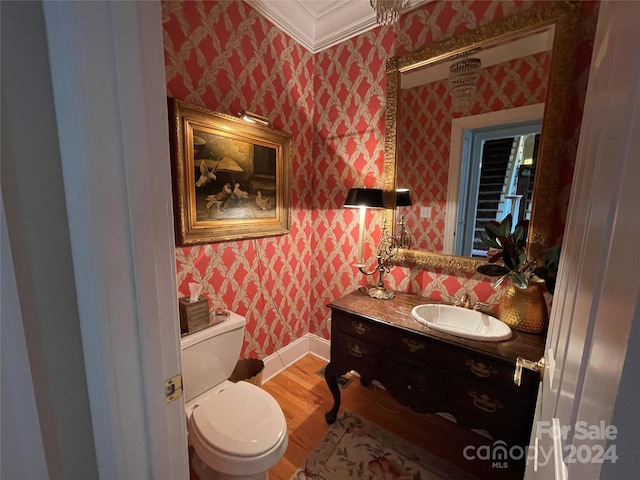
[{"x1": 383, "y1": 2, "x2": 579, "y2": 272}]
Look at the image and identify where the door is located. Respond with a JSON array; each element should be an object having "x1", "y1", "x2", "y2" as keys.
[
  {"x1": 456, "y1": 121, "x2": 541, "y2": 257},
  {"x1": 525, "y1": 2, "x2": 640, "y2": 478},
  {"x1": 43, "y1": 2, "x2": 189, "y2": 478},
  {"x1": 445, "y1": 103, "x2": 545, "y2": 254}
]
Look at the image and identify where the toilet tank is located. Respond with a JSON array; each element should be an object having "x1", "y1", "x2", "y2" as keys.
[{"x1": 180, "y1": 311, "x2": 246, "y2": 403}]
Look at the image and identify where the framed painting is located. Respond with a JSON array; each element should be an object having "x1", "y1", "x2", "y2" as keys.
[{"x1": 168, "y1": 99, "x2": 292, "y2": 245}]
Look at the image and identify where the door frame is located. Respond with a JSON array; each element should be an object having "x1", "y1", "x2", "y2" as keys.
[
  {"x1": 456, "y1": 120, "x2": 542, "y2": 256},
  {"x1": 445, "y1": 103, "x2": 545, "y2": 253}
]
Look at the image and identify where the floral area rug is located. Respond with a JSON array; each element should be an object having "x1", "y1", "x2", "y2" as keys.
[{"x1": 291, "y1": 412, "x2": 477, "y2": 480}]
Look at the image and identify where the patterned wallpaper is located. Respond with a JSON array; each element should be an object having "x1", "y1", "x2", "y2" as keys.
[
  {"x1": 162, "y1": 0, "x2": 598, "y2": 358},
  {"x1": 163, "y1": 0, "x2": 315, "y2": 356}
]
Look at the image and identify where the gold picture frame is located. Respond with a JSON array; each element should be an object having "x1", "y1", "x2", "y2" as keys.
[{"x1": 168, "y1": 99, "x2": 291, "y2": 245}]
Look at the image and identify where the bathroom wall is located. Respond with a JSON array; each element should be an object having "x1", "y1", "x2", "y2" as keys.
[
  {"x1": 163, "y1": 0, "x2": 598, "y2": 357},
  {"x1": 163, "y1": 0, "x2": 315, "y2": 357}
]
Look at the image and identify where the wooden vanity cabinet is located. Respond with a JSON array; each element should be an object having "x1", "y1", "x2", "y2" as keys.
[{"x1": 324, "y1": 290, "x2": 546, "y2": 450}]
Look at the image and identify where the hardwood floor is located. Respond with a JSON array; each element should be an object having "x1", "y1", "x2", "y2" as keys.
[{"x1": 263, "y1": 354, "x2": 524, "y2": 480}]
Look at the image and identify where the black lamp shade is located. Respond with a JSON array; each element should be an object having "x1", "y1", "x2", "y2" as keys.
[
  {"x1": 395, "y1": 188, "x2": 412, "y2": 207},
  {"x1": 343, "y1": 188, "x2": 385, "y2": 208}
]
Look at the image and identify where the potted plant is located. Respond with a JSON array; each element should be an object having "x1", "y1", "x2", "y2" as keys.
[{"x1": 476, "y1": 214, "x2": 560, "y2": 333}]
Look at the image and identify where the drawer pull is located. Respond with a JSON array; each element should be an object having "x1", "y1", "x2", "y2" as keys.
[
  {"x1": 352, "y1": 321, "x2": 370, "y2": 335},
  {"x1": 466, "y1": 360, "x2": 498, "y2": 378},
  {"x1": 348, "y1": 343, "x2": 367, "y2": 357},
  {"x1": 402, "y1": 338, "x2": 426, "y2": 353},
  {"x1": 467, "y1": 391, "x2": 503, "y2": 413}
]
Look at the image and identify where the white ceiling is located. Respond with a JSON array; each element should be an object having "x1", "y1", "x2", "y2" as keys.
[{"x1": 246, "y1": 0, "x2": 428, "y2": 53}]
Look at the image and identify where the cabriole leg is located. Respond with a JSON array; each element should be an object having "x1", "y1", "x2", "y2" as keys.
[{"x1": 323, "y1": 362, "x2": 341, "y2": 423}]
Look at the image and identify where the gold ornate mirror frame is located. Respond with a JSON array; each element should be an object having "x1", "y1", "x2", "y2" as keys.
[{"x1": 383, "y1": 2, "x2": 580, "y2": 272}]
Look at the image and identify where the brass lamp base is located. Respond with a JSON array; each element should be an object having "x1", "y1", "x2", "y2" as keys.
[
  {"x1": 355, "y1": 226, "x2": 398, "y2": 301},
  {"x1": 365, "y1": 286, "x2": 395, "y2": 300}
]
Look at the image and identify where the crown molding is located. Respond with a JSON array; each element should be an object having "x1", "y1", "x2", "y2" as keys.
[{"x1": 246, "y1": 0, "x2": 429, "y2": 54}]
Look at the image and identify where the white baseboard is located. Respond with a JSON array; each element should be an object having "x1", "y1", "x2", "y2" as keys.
[{"x1": 262, "y1": 334, "x2": 330, "y2": 383}]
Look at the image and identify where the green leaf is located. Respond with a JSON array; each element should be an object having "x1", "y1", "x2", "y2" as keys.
[
  {"x1": 484, "y1": 222, "x2": 501, "y2": 240},
  {"x1": 518, "y1": 252, "x2": 528, "y2": 266},
  {"x1": 480, "y1": 230, "x2": 501, "y2": 249},
  {"x1": 503, "y1": 242, "x2": 520, "y2": 270},
  {"x1": 496, "y1": 235, "x2": 511, "y2": 248},
  {"x1": 511, "y1": 272, "x2": 529, "y2": 289},
  {"x1": 477, "y1": 264, "x2": 510, "y2": 277},
  {"x1": 499, "y1": 214, "x2": 513, "y2": 237},
  {"x1": 512, "y1": 225, "x2": 526, "y2": 249}
]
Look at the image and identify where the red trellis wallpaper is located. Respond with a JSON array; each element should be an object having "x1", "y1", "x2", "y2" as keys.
[{"x1": 162, "y1": 0, "x2": 598, "y2": 357}]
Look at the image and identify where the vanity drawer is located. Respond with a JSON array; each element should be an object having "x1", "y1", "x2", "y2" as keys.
[
  {"x1": 446, "y1": 375, "x2": 534, "y2": 441},
  {"x1": 334, "y1": 312, "x2": 387, "y2": 342},
  {"x1": 337, "y1": 314, "x2": 450, "y2": 361},
  {"x1": 334, "y1": 312, "x2": 457, "y2": 366},
  {"x1": 447, "y1": 348, "x2": 539, "y2": 395},
  {"x1": 379, "y1": 350, "x2": 446, "y2": 412},
  {"x1": 331, "y1": 332, "x2": 381, "y2": 378}
]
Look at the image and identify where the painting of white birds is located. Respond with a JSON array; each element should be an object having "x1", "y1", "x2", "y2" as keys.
[
  {"x1": 233, "y1": 183, "x2": 249, "y2": 200},
  {"x1": 205, "y1": 183, "x2": 233, "y2": 213},
  {"x1": 255, "y1": 191, "x2": 274, "y2": 211},
  {"x1": 195, "y1": 160, "x2": 217, "y2": 187},
  {"x1": 169, "y1": 99, "x2": 290, "y2": 245}
]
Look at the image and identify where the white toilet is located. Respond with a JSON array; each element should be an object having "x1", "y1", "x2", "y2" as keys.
[{"x1": 181, "y1": 311, "x2": 288, "y2": 480}]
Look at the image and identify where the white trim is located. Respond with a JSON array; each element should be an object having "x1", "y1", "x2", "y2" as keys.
[
  {"x1": 247, "y1": 0, "x2": 429, "y2": 53},
  {"x1": 262, "y1": 334, "x2": 331, "y2": 383},
  {"x1": 445, "y1": 104, "x2": 545, "y2": 253}
]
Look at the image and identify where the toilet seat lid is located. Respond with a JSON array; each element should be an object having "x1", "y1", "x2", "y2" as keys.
[{"x1": 191, "y1": 381, "x2": 286, "y2": 457}]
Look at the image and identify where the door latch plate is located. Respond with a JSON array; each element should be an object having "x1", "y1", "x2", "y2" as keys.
[{"x1": 165, "y1": 374, "x2": 183, "y2": 403}]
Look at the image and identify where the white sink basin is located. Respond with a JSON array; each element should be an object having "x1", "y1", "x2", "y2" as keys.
[{"x1": 411, "y1": 304, "x2": 512, "y2": 341}]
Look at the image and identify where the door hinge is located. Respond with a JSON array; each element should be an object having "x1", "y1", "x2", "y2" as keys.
[{"x1": 164, "y1": 374, "x2": 183, "y2": 403}]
